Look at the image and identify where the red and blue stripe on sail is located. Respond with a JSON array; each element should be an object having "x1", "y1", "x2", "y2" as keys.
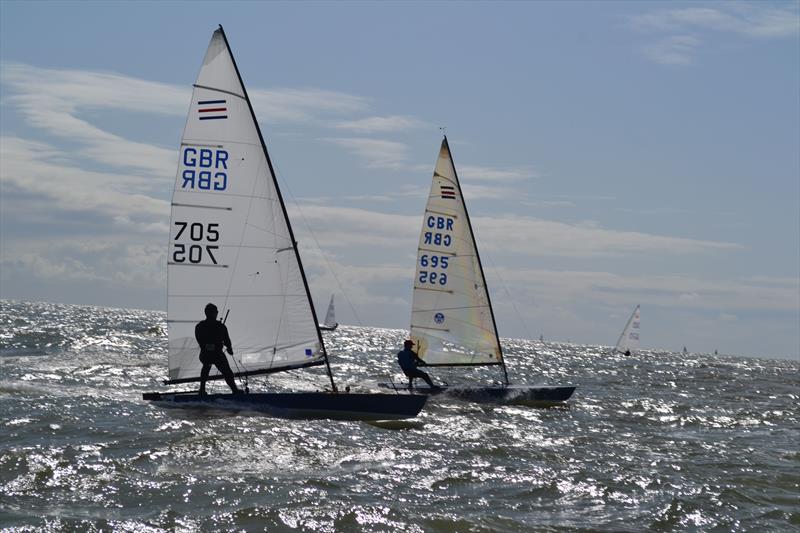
[{"x1": 198, "y1": 99, "x2": 227, "y2": 120}]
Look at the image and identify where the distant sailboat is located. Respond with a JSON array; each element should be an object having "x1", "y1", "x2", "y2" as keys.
[
  {"x1": 142, "y1": 26, "x2": 425, "y2": 420},
  {"x1": 615, "y1": 305, "x2": 640, "y2": 356},
  {"x1": 318, "y1": 294, "x2": 338, "y2": 331},
  {"x1": 382, "y1": 137, "x2": 575, "y2": 404}
]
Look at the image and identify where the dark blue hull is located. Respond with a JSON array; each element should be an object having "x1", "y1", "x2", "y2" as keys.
[
  {"x1": 378, "y1": 383, "x2": 576, "y2": 406},
  {"x1": 142, "y1": 391, "x2": 426, "y2": 420}
]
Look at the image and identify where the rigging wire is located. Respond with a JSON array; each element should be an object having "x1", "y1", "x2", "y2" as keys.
[
  {"x1": 270, "y1": 159, "x2": 366, "y2": 328},
  {"x1": 473, "y1": 233, "x2": 536, "y2": 343}
]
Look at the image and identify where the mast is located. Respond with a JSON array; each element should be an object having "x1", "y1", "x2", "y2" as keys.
[
  {"x1": 443, "y1": 136, "x2": 509, "y2": 385},
  {"x1": 216, "y1": 26, "x2": 336, "y2": 391}
]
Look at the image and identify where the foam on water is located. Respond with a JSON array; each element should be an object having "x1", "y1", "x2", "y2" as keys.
[{"x1": 1, "y1": 300, "x2": 798, "y2": 531}]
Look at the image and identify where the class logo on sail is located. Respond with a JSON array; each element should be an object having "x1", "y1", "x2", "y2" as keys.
[
  {"x1": 440, "y1": 185, "x2": 456, "y2": 200},
  {"x1": 197, "y1": 99, "x2": 228, "y2": 120}
]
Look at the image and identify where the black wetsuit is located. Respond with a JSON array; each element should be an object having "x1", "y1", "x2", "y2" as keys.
[
  {"x1": 195, "y1": 319, "x2": 239, "y2": 394},
  {"x1": 397, "y1": 348, "x2": 435, "y2": 389}
]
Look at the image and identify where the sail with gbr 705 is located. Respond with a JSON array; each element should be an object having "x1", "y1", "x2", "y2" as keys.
[{"x1": 143, "y1": 26, "x2": 425, "y2": 420}]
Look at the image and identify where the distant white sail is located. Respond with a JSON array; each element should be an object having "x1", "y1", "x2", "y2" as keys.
[
  {"x1": 167, "y1": 29, "x2": 324, "y2": 382},
  {"x1": 615, "y1": 305, "x2": 640, "y2": 354},
  {"x1": 319, "y1": 294, "x2": 337, "y2": 330},
  {"x1": 409, "y1": 138, "x2": 502, "y2": 366}
]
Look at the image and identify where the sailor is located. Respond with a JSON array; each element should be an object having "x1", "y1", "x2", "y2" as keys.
[
  {"x1": 397, "y1": 340, "x2": 437, "y2": 390},
  {"x1": 624, "y1": 349, "x2": 631, "y2": 357},
  {"x1": 195, "y1": 303, "x2": 241, "y2": 395}
]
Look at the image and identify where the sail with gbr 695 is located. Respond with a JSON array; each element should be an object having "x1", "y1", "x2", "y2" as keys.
[{"x1": 410, "y1": 138, "x2": 502, "y2": 367}]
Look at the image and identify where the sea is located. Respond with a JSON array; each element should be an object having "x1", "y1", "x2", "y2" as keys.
[{"x1": 1, "y1": 299, "x2": 798, "y2": 532}]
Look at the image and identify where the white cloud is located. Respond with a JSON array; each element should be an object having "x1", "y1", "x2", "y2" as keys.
[
  {"x1": 249, "y1": 87, "x2": 368, "y2": 123},
  {"x1": 629, "y1": 3, "x2": 799, "y2": 65},
  {"x1": 288, "y1": 203, "x2": 740, "y2": 258},
  {"x1": 321, "y1": 137, "x2": 410, "y2": 170},
  {"x1": 2, "y1": 239, "x2": 165, "y2": 288},
  {"x1": 0, "y1": 136, "x2": 169, "y2": 226},
  {"x1": 0, "y1": 63, "x2": 371, "y2": 176},
  {"x1": 489, "y1": 268, "x2": 798, "y2": 313},
  {"x1": 643, "y1": 35, "x2": 702, "y2": 66},
  {"x1": 332, "y1": 115, "x2": 427, "y2": 133},
  {"x1": 630, "y1": 5, "x2": 800, "y2": 38},
  {"x1": 458, "y1": 164, "x2": 537, "y2": 182}
]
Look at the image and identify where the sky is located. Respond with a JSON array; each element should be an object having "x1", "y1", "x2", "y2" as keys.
[{"x1": 0, "y1": 1, "x2": 798, "y2": 359}]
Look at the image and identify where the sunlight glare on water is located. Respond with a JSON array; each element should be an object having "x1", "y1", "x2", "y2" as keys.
[{"x1": 1, "y1": 300, "x2": 798, "y2": 531}]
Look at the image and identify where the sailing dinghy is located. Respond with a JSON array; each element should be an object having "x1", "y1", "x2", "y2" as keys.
[
  {"x1": 614, "y1": 305, "x2": 640, "y2": 356},
  {"x1": 380, "y1": 137, "x2": 575, "y2": 405},
  {"x1": 142, "y1": 27, "x2": 425, "y2": 421},
  {"x1": 318, "y1": 294, "x2": 338, "y2": 331}
]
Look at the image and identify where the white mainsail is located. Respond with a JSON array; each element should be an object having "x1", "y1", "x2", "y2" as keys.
[
  {"x1": 323, "y1": 295, "x2": 336, "y2": 328},
  {"x1": 167, "y1": 29, "x2": 324, "y2": 382},
  {"x1": 410, "y1": 137, "x2": 502, "y2": 366},
  {"x1": 615, "y1": 305, "x2": 641, "y2": 354}
]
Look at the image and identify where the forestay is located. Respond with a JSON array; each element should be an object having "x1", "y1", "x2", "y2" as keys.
[
  {"x1": 410, "y1": 138, "x2": 502, "y2": 366},
  {"x1": 615, "y1": 305, "x2": 641, "y2": 354},
  {"x1": 167, "y1": 29, "x2": 324, "y2": 382}
]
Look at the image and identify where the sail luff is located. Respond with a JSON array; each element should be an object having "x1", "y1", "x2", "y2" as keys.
[
  {"x1": 443, "y1": 136, "x2": 505, "y2": 364},
  {"x1": 215, "y1": 26, "x2": 336, "y2": 391}
]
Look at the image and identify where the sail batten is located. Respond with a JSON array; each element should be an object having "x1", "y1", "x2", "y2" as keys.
[
  {"x1": 410, "y1": 138, "x2": 503, "y2": 367},
  {"x1": 167, "y1": 28, "x2": 327, "y2": 383}
]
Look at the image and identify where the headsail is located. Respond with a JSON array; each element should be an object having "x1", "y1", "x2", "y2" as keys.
[
  {"x1": 323, "y1": 295, "x2": 337, "y2": 328},
  {"x1": 410, "y1": 137, "x2": 502, "y2": 366},
  {"x1": 615, "y1": 305, "x2": 640, "y2": 354},
  {"x1": 167, "y1": 28, "x2": 325, "y2": 383}
]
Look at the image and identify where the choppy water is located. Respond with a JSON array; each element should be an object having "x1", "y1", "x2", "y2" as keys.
[{"x1": 1, "y1": 299, "x2": 798, "y2": 532}]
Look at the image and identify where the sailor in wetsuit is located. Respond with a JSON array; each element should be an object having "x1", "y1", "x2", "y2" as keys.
[
  {"x1": 195, "y1": 303, "x2": 241, "y2": 395},
  {"x1": 397, "y1": 340, "x2": 437, "y2": 390}
]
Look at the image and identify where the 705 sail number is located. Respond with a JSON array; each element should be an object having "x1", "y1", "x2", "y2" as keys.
[{"x1": 172, "y1": 221, "x2": 220, "y2": 265}]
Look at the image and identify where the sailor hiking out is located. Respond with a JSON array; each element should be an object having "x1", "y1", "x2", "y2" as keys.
[
  {"x1": 196, "y1": 303, "x2": 241, "y2": 395},
  {"x1": 397, "y1": 340, "x2": 438, "y2": 390}
]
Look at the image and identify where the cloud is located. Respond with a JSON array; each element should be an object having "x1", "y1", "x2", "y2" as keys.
[
  {"x1": 332, "y1": 115, "x2": 427, "y2": 133},
  {"x1": 629, "y1": 3, "x2": 799, "y2": 65},
  {"x1": 0, "y1": 136, "x2": 169, "y2": 227},
  {"x1": 0, "y1": 63, "x2": 370, "y2": 175},
  {"x1": 630, "y1": 5, "x2": 800, "y2": 38},
  {"x1": 249, "y1": 87, "x2": 368, "y2": 123},
  {"x1": 489, "y1": 268, "x2": 799, "y2": 313},
  {"x1": 2, "y1": 239, "x2": 165, "y2": 288},
  {"x1": 321, "y1": 137, "x2": 410, "y2": 170},
  {"x1": 643, "y1": 35, "x2": 702, "y2": 65},
  {"x1": 288, "y1": 203, "x2": 740, "y2": 258},
  {"x1": 458, "y1": 164, "x2": 537, "y2": 182}
]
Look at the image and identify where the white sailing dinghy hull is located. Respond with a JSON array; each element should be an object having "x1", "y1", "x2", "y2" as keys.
[
  {"x1": 143, "y1": 391, "x2": 426, "y2": 420},
  {"x1": 143, "y1": 26, "x2": 426, "y2": 420}
]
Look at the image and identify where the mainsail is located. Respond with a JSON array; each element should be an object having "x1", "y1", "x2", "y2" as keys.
[
  {"x1": 323, "y1": 295, "x2": 336, "y2": 329},
  {"x1": 166, "y1": 28, "x2": 325, "y2": 383},
  {"x1": 410, "y1": 137, "x2": 503, "y2": 367},
  {"x1": 615, "y1": 305, "x2": 641, "y2": 354}
]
